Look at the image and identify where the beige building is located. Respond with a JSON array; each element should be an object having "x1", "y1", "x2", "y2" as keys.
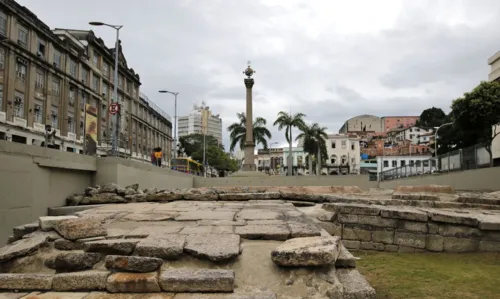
[
  {"x1": 178, "y1": 101, "x2": 222, "y2": 144},
  {"x1": 0, "y1": 1, "x2": 172, "y2": 162},
  {"x1": 339, "y1": 114, "x2": 383, "y2": 134},
  {"x1": 488, "y1": 51, "x2": 500, "y2": 164}
]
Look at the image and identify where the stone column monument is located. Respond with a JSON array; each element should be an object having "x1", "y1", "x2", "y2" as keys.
[{"x1": 241, "y1": 62, "x2": 257, "y2": 172}]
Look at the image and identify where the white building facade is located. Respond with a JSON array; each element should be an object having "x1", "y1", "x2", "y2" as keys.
[
  {"x1": 178, "y1": 101, "x2": 223, "y2": 144},
  {"x1": 376, "y1": 155, "x2": 433, "y2": 174},
  {"x1": 325, "y1": 134, "x2": 361, "y2": 174},
  {"x1": 389, "y1": 126, "x2": 433, "y2": 145}
]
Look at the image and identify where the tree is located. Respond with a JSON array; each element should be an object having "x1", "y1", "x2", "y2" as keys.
[
  {"x1": 178, "y1": 134, "x2": 220, "y2": 158},
  {"x1": 416, "y1": 107, "x2": 447, "y2": 129},
  {"x1": 273, "y1": 111, "x2": 306, "y2": 176},
  {"x1": 451, "y1": 81, "x2": 500, "y2": 166},
  {"x1": 296, "y1": 123, "x2": 328, "y2": 176},
  {"x1": 227, "y1": 112, "x2": 272, "y2": 152}
]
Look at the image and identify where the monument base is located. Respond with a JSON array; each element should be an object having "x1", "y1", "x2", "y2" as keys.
[{"x1": 241, "y1": 163, "x2": 257, "y2": 172}]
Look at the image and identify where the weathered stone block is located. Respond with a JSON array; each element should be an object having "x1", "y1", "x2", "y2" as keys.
[
  {"x1": 335, "y1": 243, "x2": 357, "y2": 268},
  {"x1": 394, "y1": 232, "x2": 426, "y2": 249},
  {"x1": 316, "y1": 211, "x2": 336, "y2": 222},
  {"x1": 271, "y1": 236, "x2": 340, "y2": 266},
  {"x1": 398, "y1": 246, "x2": 416, "y2": 253},
  {"x1": 85, "y1": 239, "x2": 141, "y2": 255},
  {"x1": 39, "y1": 216, "x2": 79, "y2": 231},
  {"x1": 360, "y1": 242, "x2": 385, "y2": 251},
  {"x1": 339, "y1": 214, "x2": 397, "y2": 228},
  {"x1": 483, "y1": 231, "x2": 500, "y2": 242},
  {"x1": 55, "y1": 218, "x2": 107, "y2": 241},
  {"x1": 287, "y1": 221, "x2": 322, "y2": 238},
  {"x1": 429, "y1": 211, "x2": 478, "y2": 227},
  {"x1": 438, "y1": 224, "x2": 482, "y2": 239},
  {"x1": 184, "y1": 234, "x2": 240, "y2": 262},
  {"x1": 425, "y1": 235, "x2": 444, "y2": 252},
  {"x1": 428, "y1": 222, "x2": 439, "y2": 234},
  {"x1": 325, "y1": 203, "x2": 380, "y2": 216},
  {"x1": 105, "y1": 255, "x2": 163, "y2": 273},
  {"x1": 336, "y1": 268, "x2": 376, "y2": 299},
  {"x1": 0, "y1": 234, "x2": 47, "y2": 263},
  {"x1": 479, "y1": 241, "x2": 500, "y2": 252},
  {"x1": 134, "y1": 235, "x2": 186, "y2": 259},
  {"x1": 399, "y1": 221, "x2": 428, "y2": 233},
  {"x1": 54, "y1": 239, "x2": 85, "y2": 251},
  {"x1": 371, "y1": 230, "x2": 394, "y2": 244},
  {"x1": 443, "y1": 237, "x2": 479, "y2": 252},
  {"x1": 234, "y1": 224, "x2": 290, "y2": 241},
  {"x1": 477, "y1": 215, "x2": 500, "y2": 230},
  {"x1": 159, "y1": 268, "x2": 235, "y2": 292},
  {"x1": 106, "y1": 272, "x2": 161, "y2": 293},
  {"x1": 380, "y1": 207, "x2": 428, "y2": 222},
  {"x1": 12, "y1": 222, "x2": 39, "y2": 239},
  {"x1": 385, "y1": 244, "x2": 399, "y2": 252},
  {"x1": 0, "y1": 274, "x2": 53, "y2": 290},
  {"x1": 47, "y1": 252, "x2": 101, "y2": 271},
  {"x1": 317, "y1": 222, "x2": 342, "y2": 237},
  {"x1": 52, "y1": 270, "x2": 110, "y2": 291},
  {"x1": 342, "y1": 226, "x2": 371, "y2": 242},
  {"x1": 342, "y1": 240, "x2": 360, "y2": 250}
]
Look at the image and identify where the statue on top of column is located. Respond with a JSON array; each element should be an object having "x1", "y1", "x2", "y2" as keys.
[{"x1": 243, "y1": 61, "x2": 255, "y2": 78}]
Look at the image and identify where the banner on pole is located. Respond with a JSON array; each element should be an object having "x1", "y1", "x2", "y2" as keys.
[{"x1": 84, "y1": 104, "x2": 98, "y2": 155}]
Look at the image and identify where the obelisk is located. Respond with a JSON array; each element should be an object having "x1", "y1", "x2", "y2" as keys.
[{"x1": 241, "y1": 62, "x2": 257, "y2": 171}]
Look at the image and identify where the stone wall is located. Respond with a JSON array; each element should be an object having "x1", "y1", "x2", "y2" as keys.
[
  {"x1": 194, "y1": 175, "x2": 378, "y2": 190},
  {"x1": 0, "y1": 141, "x2": 95, "y2": 244},
  {"x1": 320, "y1": 202, "x2": 500, "y2": 253},
  {"x1": 380, "y1": 167, "x2": 500, "y2": 192}
]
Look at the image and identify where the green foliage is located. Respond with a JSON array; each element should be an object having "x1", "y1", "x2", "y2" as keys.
[
  {"x1": 296, "y1": 123, "x2": 328, "y2": 164},
  {"x1": 177, "y1": 133, "x2": 237, "y2": 172},
  {"x1": 451, "y1": 81, "x2": 500, "y2": 162},
  {"x1": 227, "y1": 112, "x2": 272, "y2": 152},
  {"x1": 273, "y1": 111, "x2": 306, "y2": 144},
  {"x1": 416, "y1": 107, "x2": 447, "y2": 129}
]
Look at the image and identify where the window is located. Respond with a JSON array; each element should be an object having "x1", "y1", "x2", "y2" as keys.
[
  {"x1": 102, "y1": 82, "x2": 108, "y2": 97},
  {"x1": 92, "y1": 74, "x2": 99, "y2": 91},
  {"x1": 51, "y1": 106, "x2": 58, "y2": 129},
  {"x1": 34, "y1": 100, "x2": 44, "y2": 124},
  {"x1": 53, "y1": 50, "x2": 61, "y2": 67},
  {"x1": 92, "y1": 50, "x2": 99, "y2": 67},
  {"x1": 69, "y1": 59, "x2": 77, "y2": 77},
  {"x1": 37, "y1": 40, "x2": 45, "y2": 56},
  {"x1": 392, "y1": 160, "x2": 397, "y2": 167},
  {"x1": 68, "y1": 113, "x2": 75, "y2": 133},
  {"x1": 81, "y1": 92, "x2": 87, "y2": 111},
  {"x1": 69, "y1": 88, "x2": 76, "y2": 106},
  {"x1": 16, "y1": 61, "x2": 27, "y2": 81},
  {"x1": 17, "y1": 26, "x2": 28, "y2": 47},
  {"x1": 118, "y1": 75, "x2": 123, "y2": 88},
  {"x1": 423, "y1": 160, "x2": 429, "y2": 167},
  {"x1": 52, "y1": 78, "x2": 60, "y2": 96},
  {"x1": 351, "y1": 142, "x2": 355, "y2": 150},
  {"x1": 341, "y1": 140, "x2": 346, "y2": 147},
  {"x1": 330, "y1": 155, "x2": 337, "y2": 165},
  {"x1": 102, "y1": 62, "x2": 109, "y2": 77},
  {"x1": 383, "y1": 161, "x2": 389, "y2": 168},
  {"x1": 401, "y1": 160, "x2": 406, "y2": 167},
  {"x1": 82, "y1": 68, "x2": 88, "y2": 85},
  {"x1": 341, "y1": 155, "x2": 347, "y2": 164},
  {"x1": 0, "y1": 47, "x2": 4, "y2": 69},
  {"x1": 0, "y1": 11, "x2": 6, "y2": 36},
  {"x1": 35, "y1": 68, "x2": 44, "y2": 89},
  {"x1": 331, "y1": 141, "x2": 336, "y2": 149},
  {"x1": 14, "y1": 91, "x2": 24, "y2": 118},
  {"x1": 0, "y1": 84, "x2": 3, "y2": 111}
]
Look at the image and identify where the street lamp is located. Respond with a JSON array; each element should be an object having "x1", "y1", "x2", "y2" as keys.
[
  {"x1": 158, "y1": 90, "x2": 179, "y2": 166},
  {"x1": 89, "y1": 21, "x2": 123, "y2": 156},
  {"x1": 434, "y1": 122, "x2": 453, "y2": 170}
]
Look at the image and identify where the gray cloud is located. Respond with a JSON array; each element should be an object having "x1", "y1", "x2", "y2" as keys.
[{"x1": 17, "y1": 0, "x2": 500, "y2": 150}]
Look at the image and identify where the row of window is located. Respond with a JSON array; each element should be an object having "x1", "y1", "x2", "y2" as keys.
[
  {"x1": 382, "y1": 159, "x2": 436, "y2": 168},
  {"x1": 331, "y1": 140, "x2": 357, "y2": 150}
]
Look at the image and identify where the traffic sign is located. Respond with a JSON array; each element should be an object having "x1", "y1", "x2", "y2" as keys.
[{"x1": 109, "y1": 103, "x2": 120, "y2": 115}]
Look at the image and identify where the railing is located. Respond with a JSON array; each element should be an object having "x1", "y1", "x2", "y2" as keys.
[
  {"x1": 139, "y1": 92, "x2": 172, "y2": 122},
  {"x1": 379, "y1": 144, "x2": 493, "y2": 181}
]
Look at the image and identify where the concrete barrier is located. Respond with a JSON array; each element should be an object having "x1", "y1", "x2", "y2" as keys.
[{"x1": 194, "y1": 175, "x2": 378, "y2": 190}]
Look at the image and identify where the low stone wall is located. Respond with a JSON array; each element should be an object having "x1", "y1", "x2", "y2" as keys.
[{"x1": 320, "y1": 203, "x2": 500, "y2": 253}]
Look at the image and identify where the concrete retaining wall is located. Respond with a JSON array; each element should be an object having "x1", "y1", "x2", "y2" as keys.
[
  {"x1": 379, "y1": 167, "x2": 500, "y2": 192},
  {"x1": 194, "y1": 175, "x2": 378, "y2": 190},
  {"x1": 321, "y1": 203, "x2": 500, "y2": 253},
  {"x1": 0, "y1": 141, "x2": 95, "y2": 244}
]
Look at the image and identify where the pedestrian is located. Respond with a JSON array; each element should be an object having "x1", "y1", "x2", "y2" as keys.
[
  {"x1": 154, "y1": 147, "x2": 163, "y2": 167},
  {"x1": 151, "y1": 149, "x2": 156, "y2": 166}
]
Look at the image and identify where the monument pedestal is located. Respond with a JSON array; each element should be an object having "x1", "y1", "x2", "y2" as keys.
[{"x1": 241, "y1": 163, "x2": 257, "y2": 172}]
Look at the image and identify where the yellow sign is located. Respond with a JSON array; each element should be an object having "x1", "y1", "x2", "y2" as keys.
[
  {"x1": 85, "y1": 104, "x2": 98, "y2": 155},
  {"x1": 201, "y1": 108, "x2": 210, "y2": 135}
]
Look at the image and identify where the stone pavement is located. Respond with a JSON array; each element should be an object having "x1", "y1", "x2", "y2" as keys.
[{"x1": 0, "y1": 199, "x2": 375, "y2": 298}]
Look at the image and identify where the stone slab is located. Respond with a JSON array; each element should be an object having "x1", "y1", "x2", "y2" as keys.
[
  {"x1": 335, "y1": 243, "x2": 357, "y2": 268},
  {"x1": 184, "y1": 234, "x2": 241, "y2": 261},
  {"x1": 39, "y1": 216, "x2": 78, "y2": 231},
  {"x1": 12, "y1": 223, "x2": 39, "y2": 239},
  {"x1": 172, "y1": 292, "x2": 277, "y2": 299},
  {"x1": 336, "y1": 268, "x2": 376, "y2": 299},
  {"x1": 236, "y1": 209, "x2": 283, "y2": 220},
  {"x1": 84, "y1": 239, "x2": 141, "y2": 255},
  {"x1": 428, "y1": 210, "x2": 479, "y2": 227},
  {"x1": 125, "y1": 225, "x2": 184, "y2": 239},
  {"x1": 0, "y1": 274, "x2": 52, "y2": 291},
  {"x1": 84, "y1": 293, "x2": 175, "y2": 299},
  {"x1": 0, "y1": 293, "x2": 29, "y2": 299},
  {"x1": 106, "y1": 272, "x2": 161, "y2": 293},
  {"x1": 52, "y1": 270, "x2": 110, "y2": 291},
  {"x1": 122, "y1": 213, "x2": 177, "y2": 222},
  {"x1": 234, "y1": 225, "x2": 290, "y2": 241},
  {"x1": 55, "y1": 218, "x2": 107, "y2": 241},
  {"x1": 134, "y1": 235, "x2": 186, "y2": 259},
  {"x1": 0, "y1": 234, "x2": 47, "y2": 263},
  {"x1": 105, "y1": 255, "x2": 163, "y2": 273},
  {"x1": 47, "y1": 252, "x2": 101, "y2": 271},
  {"x1": 287, "y1": 221, "x2": 322, "y2": 238},
  {"x1": 218, "y1": 193, "x2": 281, "y2": 201},
  {"x1": 20, "y1": 292, "x2": 90, "y2": 299},
  {"x1": 175, "y1": 211, "x2": 236, "y2": 221},
  {"x1": 271, "y1": 236, "x2": 340, "y2": 266},
  {"x1": 380, "y1": 207, "x2": 429, "y2": 222},
  {"x1": 54, "y1": 239, "x2": 85, "y2": 251},
  {"x1": 159, "y1": 268, "x2": 234, "y2": 292}
]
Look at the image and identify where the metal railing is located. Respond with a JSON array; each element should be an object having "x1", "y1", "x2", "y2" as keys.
[
  {"x1": 379, "y1": 144, "x2": 493, "y2": 181},
  {"x1": 140, "y1": 92, "x2": 172, "y2": 122}
]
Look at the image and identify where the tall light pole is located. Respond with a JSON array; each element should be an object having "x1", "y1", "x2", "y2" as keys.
[
  {"x1": 434, "y1": 122, "x2": 453, "y2": 170},
  {"x1": 89, "y1": 21, "x2": 123, "y2": 156},
  {"x1": 159, "y1": 90, "x2": 179, "y2": 166}
]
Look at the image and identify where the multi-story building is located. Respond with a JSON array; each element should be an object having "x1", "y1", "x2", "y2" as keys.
[
  {"x1": 386, "y1": 126, "x2": 433, "y2": 145},
  {"x1": 376, "y1": 155, "x2": 433, "y2": 174},
  {"x1": 282, "y1": 146, "x2": 306, "y2": 175},
  {"x1": 339, "y1": 114, "x2": 383, "y2": 134},
  {"x1": 0, "y1": 1, "x2": 171, "y2": 162},
  {"x1": 257, "y1": 148, "x2": 283, "y2": 173},
  {"x1": 381, "y1": 116, "x2": 419, "y2": 132},
  {"x1": 325, "y1": 134, "x2": 361, "y2": 174},
  {"x1": 488, "y1": 51, "x2": 500, "y2": 164},
  {"x1": 178, "y1": 101, "x2": 222, "y2": 144}
]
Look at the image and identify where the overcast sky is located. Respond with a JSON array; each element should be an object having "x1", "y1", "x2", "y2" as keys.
[{"x1": 18, "y1": 0, "x2": 500, "y2": 150}]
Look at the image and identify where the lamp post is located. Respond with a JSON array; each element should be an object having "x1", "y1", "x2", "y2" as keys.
[
  {"x1": 434, "y1": 122, "x2": 453, "y2": 171},
  {"x1": 89, "y1": 21, "x2": 122, "y2": 156},
  {"x1": 158, "y1": 90, "x2": 179, "y2": 166}
]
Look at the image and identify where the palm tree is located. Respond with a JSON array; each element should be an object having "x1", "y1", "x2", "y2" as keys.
[
  {"x1": 227, "y1": 112, "x2": 272, "y2": 152},
  {"x1": 296, "y1": 122, "x2": 328, "y2": 176},
  {"x1": 273, "y1": 111, "x2": 306, "y2": 176}
]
